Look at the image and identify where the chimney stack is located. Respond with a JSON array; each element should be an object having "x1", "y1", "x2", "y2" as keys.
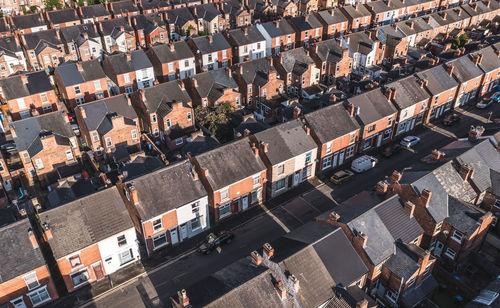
[
  {"x1": 169, "y1": 43, "x2": 175, "y2": 52},
  {"x1": 28, "y1": 229, "x2": 38, "y2": 249},
  {"x1": 263, "y1": 243, "x2": 274, "y2": 258},
  {"x1": 357, "y1": 232, "x2": 368, "y2": 248},
  {"x1": 446, "y1": 64, "x2": 454, "y2": 76},
  {"x1": 176, "y1": 289, "x2": 190, "y2": 308},
  {"x1": 288, "y1": 274, "x2": 300, "y2": 293},
  {"x1": 468, "y1": 125, "x2": 485, "y2": 140},
  {"x1": 431, "y1": 149, "x2": 444, "y2": 161},
  {"x1": 251, "y1": 250, "x2": 263, "y2": 266},
  {"x1": 252, "y1": 143, "x2": 259, "y2": 156},
  {"x1": 129, "y1": 185, "x2": 139, "y2": 204},
  {"x1": 376, "y1": 180, "x2": 389, "y2": 194},
  {"x1": 405, "y1": 201, "x2": 415, "y2": 218},
  {"x1": 356, "y1": 299, "x2": 369, "y2": 308},
  {"x1": 20, "y1": 74, "x2": 28, "y2": 84},
  {"x1": 390, "y1": 170, "x2": 402, "y2": 185},
  {"x1": 458, "y1": 164, "x2": 474, "y2": 181},
  {"x1": 260, "y1": 141, "x2": 269, "y2": 153},
  {"x1": 275, "y1": 280, "x2": 286, "y2": 299},
  {"x1": 42, "y1": 222, "x2": 53, "y2": 240},
  {"x1": 80, "y1": 107, "x2": 87, "y2": 118},
  {"x1": 420, "y1": 189, "x2": 432, "y2": 207},
  {"x1": 329, "y1": 211, "x2": 340, "y2": 222},
  {"x1": 346, "y1": 102, "x2": 355, "y2": 116},
  {"x1": 208, "y1": 35, "x2": 213, "y2": 43},
  {"x1": 244, "y1": 27, "x2": 248, "y2": 35}
]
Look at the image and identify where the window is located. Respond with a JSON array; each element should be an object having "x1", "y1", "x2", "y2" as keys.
[
  {"x1": 187, "y1": 112, "x2": 192, "y2": 121},
  {"x1": 235, "y1": 97, "x2": 240, "y2": 105},
  {"x1": 407, "y1": 277, "x2": 416, "y2": 288},
  {"x1": 387, "y1": 117, "x2": 392, "y2": 126},
  {"x1": 131, "y1": 129, "x2": 137, "y2": 140},
  {"x1": 326, "y1": 142, "x2": 332, "y2": 154},
  {"x1": 305, "y1": 152, "x2": 312, "y2": 164},
  {"x1": 105, "y1": 137, "x2": 112, "y2": 148},
  {"x1": 375, "y1": 264, "x2": 382, "y2": 275},
  {"x1": 124, "y1": 73, "x2": 130, "y2": 83},
  {"x1": 219, "y1": 202, "x2": 231, "y2": 218},
  {"x1": 276, "y1": 178, "x2": 286, "y2": 191},
  {"x1": 69, "y1": 255, "x2": 82, "y2": 268},
  {"x1": 434, "y1": 222, "x2": 443, "y2": 235},
  {"x1": 383, "y1": 128, "x2": 392, "y2": 140},
  {"x1": 220, "y1": 188, "x2": 229, "y2": 201},
  {"x1": 76, "y1": 97, "x2": 85, "y2": 105},
  {"x1": 166, "y1": 118, "x2": 171, "y2": 128},
  {"x1": 248, "y1": 85, "x2": 252, "y2": 94},
  {"x1": 74, "y1": 85, "x2": 81, "y2": 95},
  {"x1": 346, "y1": 145, "x2": 355, "y2": 158},
  {"x1": 277, "y1": 164, "x2": 285, "y2": 175},
  {"x1": 208, "y1": 54, "x2": 213, "y2": 63},
  {"x1": 175, "y1": 138, "x2": 183, "y2": 145},
  {"x1": 28, "y1": 286, "x2": 51, "y2": 306},
  {"x1": 17, "y1": 98, "x2": 26, "y2": 109},
  {"x1": 168, "y1": 63, "x2": 174, "y2": 72},
  {"x1": 322, "y1": 155, "x2": 332, "y2": 170},
  {"x1": 253, "y1": 175, "x2": 260, "y2": 187},
  {"x1": 191, "y1": 202, "x2": 200, "y2": 213},
  {"x1": 40, "y1": 93, "x2": 48, "y2": 103},
  {"x1": 117, "y1": 235, "x2": 127, "y2": 247},
  {"x1": 251, "y1": 188, "x2": 262, "y2": 203},
  {"x1": 94, "y1": 80, "x2": 102, "y2": 91},
  {"x1": 152, "y1": 233, "x2": 167, "y2": 249},
  {"x1": 23, "y1": 152, "x2": 30, "y2": 163},
  {"x1": 65, "y1": 149, "x2": 74, "y2": 161},
  {"x1": 151, "y1": 114, "x2": 157, "y2": 123},
  {"x1": 184, "y1": 59, "x2": 189, "y2": 67},
  {"x1": 153, "y1": 219, "x2": 162, "y2": 231},
  {"x1": 153, "y1": 128, "x2": 159, "y2": 137},
  {"x1": 368, "y1": 124, "x2": 376, "y2": 132},
  {"x1": 385, "y1": 289, "x2": 398, "y2": 303},
  {"x1": 92, "y1": 131, "x2": 99, "y2": 143},
  {"x1": 118, "y1": 249, "x2": 133, "y2": 265},
  {"x1": 445, "y1": 248, "x2": 456, "y2": 259},
  {"x1": 424, "y1": 263, "x2": 432, "y2": 276},
  {"x1": 451, "y1": 230, "x2": 463, "y2": 243},
  {"x1": 190, "y1": 216, "x2": 202, "y2": 230},
  {"x1": 34, "y1": 158, "x2": 44, "y2": 170},
  {"x1": 71, "y1": 269, "x2": 90, "y2": 287},
  {"x1": 125, "y1": 85, "x2": 133, "y2": 94},
  {"x1": 23, "y1": 272, "x2": 40, "y2": 290},
  {"x1": 349, "y1": 132, "x2": 356, "y2": 144}
]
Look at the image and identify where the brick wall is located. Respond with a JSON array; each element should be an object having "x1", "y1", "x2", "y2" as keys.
[
  {"x1": 143, "y1": 210, "x2": 178, "y2": 254},
  {"x1": 57, "y1": 243, "x2": 103, "y2": 293}
]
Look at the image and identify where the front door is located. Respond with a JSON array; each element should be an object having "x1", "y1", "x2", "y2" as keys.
[
  {"x1": 179, "y1": 223, "x2": 188, "y2": 241},
  {"x1": 241, "y1": 194, "x2": 249, "y2": 211},
  {"x1": 338, "y1": 150, "x2": 345, "y2": 166},
  {"x1": 170, "y1": 227, "x2": 179, "y2": 245},
  {"x1": 92, "y1": 262, "x2": 105, "y2": 280},
  {"x1": 376, "y1": 134, "x2": 383, "y2": 148},
  {"x1": 434, "y1": 241, "x2": 444, "y2": 257},
  {"x1": 293, "y1": 172, "x2": 300, "y2": 186},
  {"x1": 11, "y1": 297, "x2": 27, "y2": 308}
]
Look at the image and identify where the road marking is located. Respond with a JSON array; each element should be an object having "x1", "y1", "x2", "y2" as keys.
[{"x1": 260, "y1": 202, "x2": 291, "y2": 233}]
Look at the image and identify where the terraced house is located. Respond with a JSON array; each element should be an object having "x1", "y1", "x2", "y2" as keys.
[{"x1": 146, "y1": 41, "x2": 196, "y2": 82}]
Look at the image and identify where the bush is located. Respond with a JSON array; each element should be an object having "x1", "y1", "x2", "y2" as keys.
[
  {"x1": 452, "y1": 33, "x2": 469, "y2": 49},
  {"x1": 45, "y1": 0, "x2": 63, "y2": 11},
  {"x1": 195, "y1": 102, "x2": 236, "y2": 142}
]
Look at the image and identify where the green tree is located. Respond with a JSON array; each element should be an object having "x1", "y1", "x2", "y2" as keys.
[
  {"x1": 45, "y1": 0, "x2": 63, "y2": 11},
  {"x1": 195, "y1": 102, "x2": 234, "y2": 137}
]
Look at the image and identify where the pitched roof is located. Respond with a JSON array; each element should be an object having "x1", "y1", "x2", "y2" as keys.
[
  {"x1": 79, "y1": 3, "x2": 110, "y2": 19},
  {"x1": 182, "y1": 134, "x2": 220, "y2": 157},
  {"x1": 126, "y1": 160, "x2": 207, "y2": 220},
  {"x1": 55, "y1": 59, "x2": 106, "y2": 87},
  {"x1": 131, "y1": 13, "x2": 166, "y2": 33},
  {"x1": 290, "y1": 13, "x2": 323, "y2": 31},
  {"x1": 167, "y1": 7, "x2": 195, "y2": 27},
  {"x1": 47, "y1": 8, "x2": 80, "y2": 24},
  {"x1": 99, "y1": 17, "x2": 134, "y2": 36},
  {"x1": 139, "y1": 0, "x2": 170, "y2": 11},
  {"x1": 258, "y1": 20, "x2": 296, "y2": 38},
  {"x1": 11, "y1": 13, "x2": 46, "y2": 29},
  {"x1": 0, "y1": 70, "x2": 52, "y2": 100},
  {"x1": 416, "y1": 64, "x2": 459, "y2": 95},
  {"x1": 137, "y1": 79, "x2": 192, "y2": 115},
  {"x1": 193, "y1": 3, "x2": 221, "y2": 22},
  {"x1": 234, "y1": 114, "x2": 270, "y2": 137},
  {"x1": 447, "y1": 55, "x2": 484, "y2": 83},
  {"x1": 384, "y1": 242, "x2": 426, "y2": 280},
  {"x1": 59, "y1": 24, "x2": 101, "y2": 47},
  {"x1": 0, "y1": 219, "x2": 47, "y2": 283},
  {"x1": 473, "y1": 46, "x2": 500, "y2": 74},
  {"x1": 344, "y1": 31, "x2": 375, "y2": 55},
  {"x1": 22, "y1": 29, "x2": 62, "y2": 51},
  {"x1": 347, "y1": 88, "x2": 398, "y2": 125},
  {"x1": 146, "y1": 40, "x2": 194, "y2": 63},
  {"x1": 446, "y1": 196, "x2": 484, "y2": 236},
  {"x1": 227, "y1": 26, "x2": 266, "y2": 46},
  {"x1": 234, "y1": 57, "x2": 275, "y2": 86},
  {"x1": 314, "y1": 38, "x2": 347, "y2": 64},
  {"x1": 0, "y1": 36, "x2": 22, "y2": 56},
  {"x1": 194, "y1": 137, "x2": 266, "y2": 191},
  {"x1": 191, "y1": 69, "x2": 238, "y2": 102},
  {"x1": 190, "y1": 33, "x2": 231, "y2": 54},
  {"x1": 347, "y1": 194, "x2": 423, "y2": 265},
  {"x1": 10, "y1": 111, "x2": 75, "y2": 157},
  {"x1": 280, "y1": 47, "x2": 315, "y2": 75},
  {"x1": 109, "y1": 0, "x2": 139, "y2": 14},
  {"x1": 106, "y1": 50, "x2": 152, "y2": 74},
  {"x1": 79, "y1": 95, "x2": 138, "y2": 135},
  {"x1": 304, "y1": 103, "x2": 360, "y2": 144},
  {"x1": 386, "y1": 75, "x2": 430, "y2": 110},
  {"x1": 41, "y1": 187, "x2": 134, "y2": 259},
  {"x1": 340, "y1": 4, "x2": 371, "y2": 19},
  {"x1": 254, "y1": 119, "x2": 317, "y2": 165},
  {"x1": 316, "y1": 9, "x2": 348, "y2": 25}
]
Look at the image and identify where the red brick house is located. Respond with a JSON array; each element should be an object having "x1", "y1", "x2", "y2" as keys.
[
  {"x1": 448, "y1": 53, "x2": 485, "y2": 108},
  {"x1": 346, "y1": 88, "x2": 398, "y2": 151},
  {"x1": 0, "y1": 71, "x2": 58, "y2": 120},
  {"x1": 78, "y1": 3, "x2": 112, "y2": 23},
  {"x1": 20, "y1": 29, "x2": 67, "y2": 70},
  {"x1": 139, "y1": 0, "x2": 171, "y2": 14},
  {"x1": 75, "y1": 95, "x2": 141, "y2": 155},
  {"x1": 385, "y1": 76, "x2": 431, "y2": 136},
  {"x1": 303, "y1": 103, "x2": 360, "y2": 174},
  {"x1": 255, "y1": 20, "x2": 297, "y2": 55},
  {"x1": 187, "y1": 34, "x2": 232, "y2": 71},
  {"x1": 131, "y1": 13, "x2": 169, "y2": 48},
  {"x1": 315, "y1": 9, "x2": 349, "y2": 39},
  {"x1": 39, "y1": 187, "x2": 140, "y2": 293},
  {"x1": 416, "y1": 64, "x2": 459, "y2": 123},
  {"x1": 145, "y1": 41, "x2": 196, "y2": 82},
  {"x1": 273, "y1": 47, "x2": 320, "y2": 97},
  {"x1": 475, "y1": 45, "x2": 500, "y2": 97},
  {"x1": 108, "y1": 0, "x2": 140, "y2": 18},
  {"x1": 340, "y1": 4, "x2": 372, "y2": 32},
  {"x1": 0, "y1": 220, "x2": 59, "y2": 308},
  {"x1": 220, "y1": 1, "x2": 252, "y2": 28},
  {"x1": 130, "y1": 80, "x2": 195, "y2": 150},
  {"x1": 232, "y1": 58, "x2": 285, "y2": 108},
  {"x1": 45, "y1": 8, "x2": 81, "y2": 29},
  {"x1": 10, "y1": 13, "x2": 48, "y2": 35},
  {"x1": 289, "y1": 14, "x2": 323, "y2": 47},
  {"x1": 9, "y1": 112, "x2": 80, "y2": 186},
  {"x1": 59, "y1": 24, "x2": 104, "y2": 62},
  {"x1": 185, "y1": 68, "x2": 241, "y2": 108},
  {"x1": 188, "y1": 137, "x2": 267, "y2": 223},
  {"x1": 309, "y1": 38, "x2": 353, "y2": 85}
]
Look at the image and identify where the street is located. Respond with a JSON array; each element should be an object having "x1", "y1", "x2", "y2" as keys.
[{"x1": 70, "y1": 103, "x2": 500, "y2": 308}]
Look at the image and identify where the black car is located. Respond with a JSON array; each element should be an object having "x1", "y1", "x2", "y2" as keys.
[
  {"x1": 380, "y1": 144, "x2": 402, "y2": 158},
  {"x1": 198, "y1": 231, "x2": 234, "y2": 254},
  {"x1": 443, "y1": 114, "x2": 461, "y2": 126}
]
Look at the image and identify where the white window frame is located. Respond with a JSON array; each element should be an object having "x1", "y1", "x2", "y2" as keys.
[
  {"x1": 325, "y1": 142, "x2": 332, "y2": 154},
  {"x1": 70, "y1": 268, "x2": 90, "y2": 288},
  {"x1": 92, "y1": 131, "x2": 99, "y2": 143},
  {"x1": 175, "y1": 138, "x2": 183, "y2": 145},
  {"x1": 27, "y1": 285, "x2": 51, "y2": 307},
  {"x1": 123, "y1": 73, "x2": 130, "y2": 83},
  {"x1": 34, "y1": 158, "x2": 44, "y2": 170},
  {"x1": 23, "y1": 272, "x2": 40, "y2": 290},
  {"x1": 93, "y1": 80, "x2": 102, "y2": 91},
  {"x1": 152, "y1": 232, "x2": 168, "y2": 249},
  {"x1": 322, "y1": 155, "x2": 332, "y2": 170},
  {"x1": 277, "y1": 164, "x2": 285, "y2": 175},
  {"x1": 220, "y1": 188, "x2": 229, "y2": 202},
  {"x1": 151, "y1": 114, "x2": 157, "y2": 123},
  {"x1": 152, "y1": 218, "x2": 162, "y2": 232},
  {"x1": 105, "y1": 137, "x2": 112, "y2": 148},
  {"x1": 451, "y1": 230, "x2": 463, "y2": 243},
  {"x1": 385, "y1": 289, "x2": 398, "y2": 303},
  {"x1": 17, "y1": 98, "x2": 26, "y2": 109},
  {"x1": 131, "y1": 129, "x2": 138, "y2": 140},
  {"x1": 253, "y1": 175, "x2": 260, "y2": 187},
  {"x1": 407, "y1": 277, "x2": 416, "y2": 288},
  {"x1": 276, "y1": 178, "x2": 286, "y2": 191},
  {"x1": 65, "y1": 149, "x2": 74, "y2": 161},
  {"x1": 74, "y1": 85, "x2": 81, "y2": 95},
  {"x1": 444, "y1": 247, "x2": 456, "y2": 259},
  {"x1": 218, "y1": 202, "x2": 231, "y2": 219}
]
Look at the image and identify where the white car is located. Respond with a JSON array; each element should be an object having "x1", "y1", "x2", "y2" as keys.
[
  {"x1": 476, "y1": 92, "x2": 500, "y2": 109},
  {"x1": 400, "y1": 136, "x2": 420, "y2": 148},
  {"x1": 351, "y1": 155, "x2": 378, "y2": 173}
]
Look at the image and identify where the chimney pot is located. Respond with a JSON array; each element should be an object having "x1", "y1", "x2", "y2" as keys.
[
  {"x1": 357, "y1": 232, "x2": 368, "y2": 248},
  {"x1": 405, "y1": 201, "x2": 416, "y2": 218},
  {"x1": 468, "y1": 125, "x2": 485, "y2": 140},
  {"x1": 329, "y1": 211, "x2": 340, "y2": 222},
  {"x1": 203, "y1": 168, "x2": 209, "y2": 176},
  {"x1": 420, "y1": 189, "x2": 432, "y2": 207},
  {"x1": 288, "y1": 274, "x2": 300, "y2": 292},
  {"x1": 459, "y1": 164, "x2": 474, "y2": 181},
  {"x1": 446, "y1": 64, "x2": 454, "y2": 76},
  {"x1": 390, "y1": 170, "x2": 402, "y2": 185},
  {"x1": 251, "y1": 250, "x2": 263, "y2": 266},
  {"x1": 263, "y1": 243, "x2": 274, "y2": 258},
  {"x1": 28, "y1": 229, "x2": 39, "y2": 249},
  {"x1": 252, "y1": 143, "x2": 259, "y2": 156},
  {"x1": 376, "y1": 180, "x2": 389, "y2": 194},
  {"x1": 431, "y1": 149, "x2": 445, "y2": 160}
]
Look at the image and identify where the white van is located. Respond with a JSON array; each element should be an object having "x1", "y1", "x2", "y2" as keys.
[{"x1": 351, "y1": 155, "x2": 378, "y2": 173}]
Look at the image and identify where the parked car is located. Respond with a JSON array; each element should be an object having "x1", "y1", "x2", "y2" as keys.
[
  {"x1": 476, "y1": 93, "x2": 499, "y2": 109},
  {"x1": 400, "y1": 136, "x2": 420, "y2": 148},
  {"x1": 443, "y1": 114, "x2": 461, "y2": 126},
  {"x1": 380, "y1": 144, "x2": 402, "y2": 158},
  {"x1": 198, "y1": 231, "x2": 234, "y2": 254},
  {"x1": 351, "y1": 155, "x2": 378, "y2": 173},
  {"x1": 330, "y1": 170, "x2": 354, "y2": 184}
]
